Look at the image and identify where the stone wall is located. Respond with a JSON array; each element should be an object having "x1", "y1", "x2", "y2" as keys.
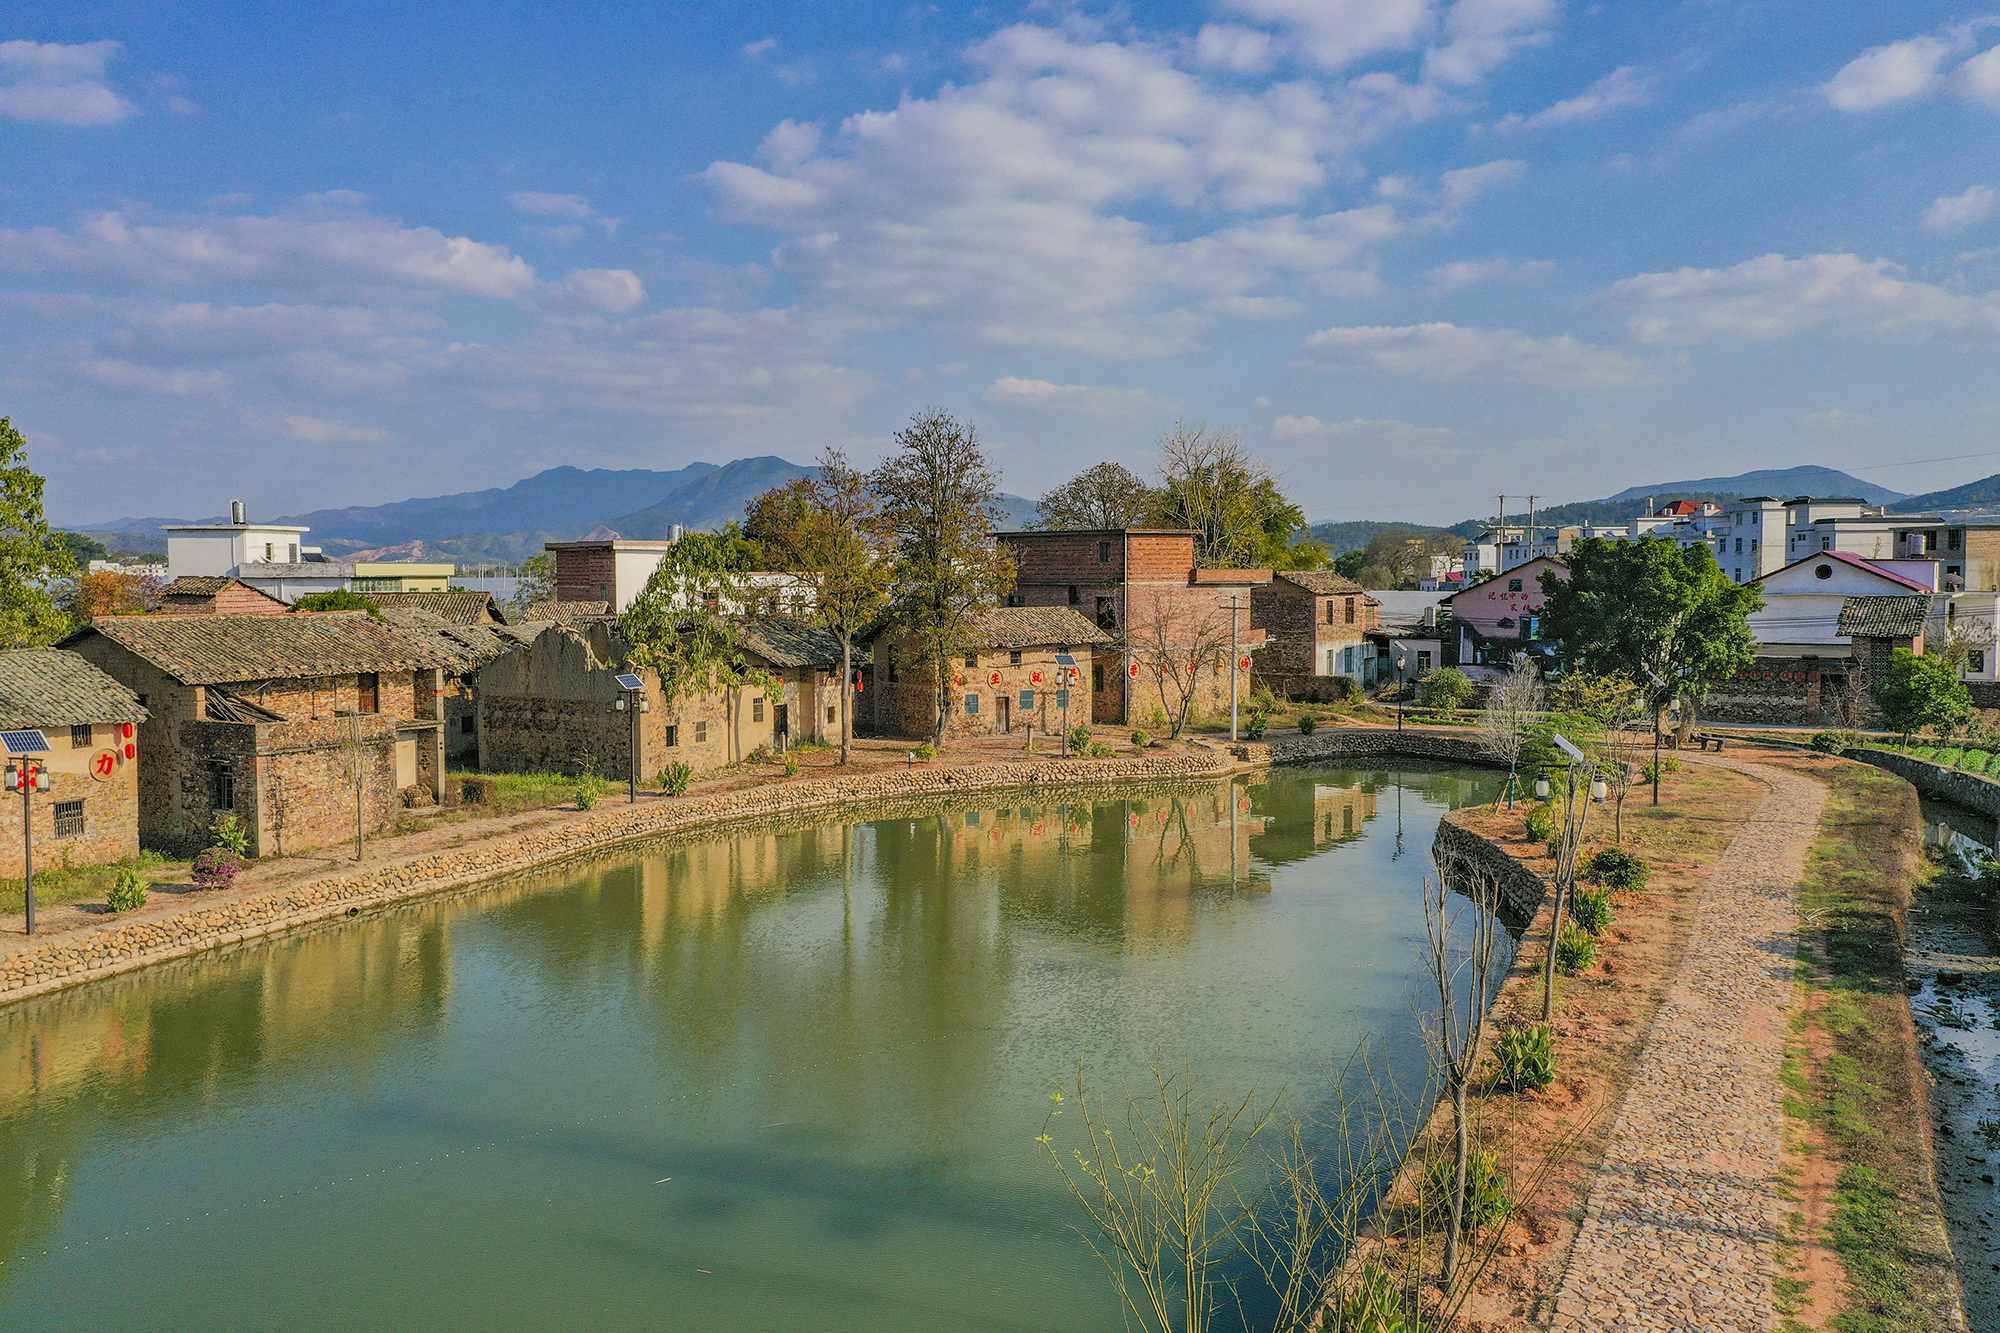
[
  {"x1": 1848, "y1": 747, "x2": 2000, "y2": 821},
  {"x1": 1246, "y1": 729, "x2": 1502, "y2": 767},
  {"x1": 0, "y1": 732, "x2": 141, "y2": 879},
  {"x1": 1702, "y1": 656, "x2": 1854, "y2": 727},
  {"x1": 1431, "y1": 815, "x2": 1551, "y2": 924}
]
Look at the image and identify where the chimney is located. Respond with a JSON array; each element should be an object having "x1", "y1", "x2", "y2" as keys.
[{"x1": 231, "y1": 499, "x2": 246, "y2": 525}]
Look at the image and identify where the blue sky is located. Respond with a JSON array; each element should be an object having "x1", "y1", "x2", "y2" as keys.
[{"x1": 4, "y1": 1, "x2": 1999, "y2": 528}]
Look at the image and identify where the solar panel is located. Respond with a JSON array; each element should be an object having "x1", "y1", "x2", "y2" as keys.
[
  {"x1": 614, "y1": 673, "x2": 645, "y2": 691},
  {"x1": 1053, "y1": 653, "x2": 1077, "y2": 666},
  {"x1": 0, "y1": 730, "x2": 50, "y2": 754}
]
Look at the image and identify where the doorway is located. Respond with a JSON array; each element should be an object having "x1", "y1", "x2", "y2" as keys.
[
  {"x1": 774, "y1": 703, "x2": 789, "y2": 746},
  {"x1": 997, "y1": 695, "x2": 1011, "y2": 734}
]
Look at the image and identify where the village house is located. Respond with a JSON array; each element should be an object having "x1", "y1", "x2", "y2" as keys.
[
  {"x1": 156, "y1": 576, "x2": 290, "y2": 615},
  {"x1": 0, "y1": 649, "x2": 148, "y2": 877},
  {"x1": 1247, "y1": 570, "x2": 1380, "y2": 701},
  {"x1": 366, "y1": 590, "x2": 505, "y2": 625},
  {"x1": 375, "y1": 608, "x2": 548, "y2": 766},
  {"x1": 62, "y1": 613, "x2": 456, "y2": 858},
  {"x1": 1439, "y1": 556, "x2": 1568, "y2": 674},
  {"x1": 1366, "y1": 592, "x2": 1450, "y2": 687},
  {"x1": 860, "y1": 606, "x2": 1111, "y2": 741},
  {"x1": 474, "y1": 616, "x2": 844, "y2": 779},
  {"x1": 993, "y1": 528, "x2": 1266, "y2": 725},
  {"x1": 1744, "y1": 549, "x2": 1936, "y2": 659}
]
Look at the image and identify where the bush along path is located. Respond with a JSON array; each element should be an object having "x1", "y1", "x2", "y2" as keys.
[{"x1": 1550, "y1": 754, "x2": 1828, "y2": 1332}]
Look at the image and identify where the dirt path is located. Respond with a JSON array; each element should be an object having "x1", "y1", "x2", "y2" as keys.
[{"x1": 1549, "y1": 754, "x2": 1826, "y2": 1331}]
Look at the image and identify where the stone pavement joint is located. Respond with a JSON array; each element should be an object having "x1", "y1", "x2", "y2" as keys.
[{"x1": 1549, "y1": 754, "x2": 1825, "y2": 1333}]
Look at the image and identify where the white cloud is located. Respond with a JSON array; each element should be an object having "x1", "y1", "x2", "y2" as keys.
[
  {"x1": 1438, "y1": 159, "x2": 1524, "y2": 206},
  {"x1": 1193, "y1": 25, "x2": 1278, "y2": 74},
  {"x1": 1601, "y1": 252, "x2": 2000, "y2": 344},
  {"x1": 1427, "y1": 256, "x2": 1556, "y2": 290},
  {"x1": 509, "y1": 192, "x2": 593, "y2": 219},
  {"x1": 1496, "y1": 66, "x2": 1652, "y2": 132},
  {"x1": 1298, "y1": 322, "x2": 1646, "y2": 386},
  {"x1": 78, "y1": 358, "x2": 229, "y2": 396},
  {"x1": 1422, "y1": 0, "x2": 1558, "y2": 88},
  {"x1": 1924, "y1": 184, "x2": 1997, "y2": 233},
  {"x1": 533, "y1": 268, "x2": 648, "y2": 314},
  {"x1": 1822, "y1": 25, "x2": 2000, "y2": 111},
  {"x1": 1218, "y1": 0, "x2": 1553, "y2": 82},
  {"x1": 981, "y1": 377, "x2": 1169, "y2": 416},
  {"x1": 1272, "y1": 414, "x2": 1457, "y2": 446},
  {"x1": 113, "y1": 302, "x2": 442, "y2": 357},
  {"x1": 0, "y1": 198, "x2": 538, "y2": 298},
  {"x1": 0, "y1": 39, "x2": 131, "y2": 126},
  {"x1": 280, "y1": 414, "x2": 392, "y2": 444}
]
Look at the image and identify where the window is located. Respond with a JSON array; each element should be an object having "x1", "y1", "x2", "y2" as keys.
[
  {"x1": 358, "y1": 672, "x2": 379, "y2": 713},
  {"x1": 1344, "y1": 597, "x2": 1356, "y2": 624},
  {"x1": 53, "y1": 800, "x2": 83, "y2": 839},
  {"x1": 695, "y1": 720, "x2": 708, "y2": 744},
  {"x1": 825, "y1": 706, "x2": 836, "y2": 724},
  {"x1": 1950, "y1": 529, "x2": 1963, "y2": 551},
  {"x1": 207, "y1": 762, "x2": 234, "y2": 811},
  {"x1": 1009, "y1": 650, "x2": 1023, "y2": 666},
  {"x1": 353, "y1": 577, "x2": 397, "y2": 594},
  {"x1": 288, "y1": 544, "x2": 298, "y2": 562},
  {"x1": 965, "y1": 694, "x2": 980, "y2": 715},
  {"x1": 460, "y1": 716, "x2": 475, "y2": 734},
  {"x1": 1097, "y1": 541, "x2": 1112, "y2": 563},
  {"x1": 1006, "y1": 591, "x2": 1023, "y2": 606},
  {"x1": 264, "y1": 542, "x2": 275, "y2": 561},
  {"x1": 965, "y1": 653, "x2": 977, "y2": 668},
  {"x1": 666, "y1": 725, "x2": 679, "y2": 746},
  {"x1": 1734, "y1": 538, "x2": 1742, "y2": 554},
  {"x1": 70, "y1": 723, "x2": 92, "y2": 748},
  {"x1": 1095, "y1": 595, "x2": 1117, "y2": 630},
  {"x1": 1821, "y1": 537, "x2": 1833, "y2": 550},
  {"x1": 1092, "y1": 664, "x2": 1104, "y2": 692},
  {"x1": 1750, "y1": 540, "x2": 1757, "y2": 552},
  {"x1": 1926, "y1": 531, "x2": 1939, "y2": 552},
  {"x1": 1948, "y1": 564, "x2": 1963, "y2": 578},
  {"x1": 1815, "y1": 564, "x2": 1833, "y2": 580},
  {"x1": 966, "y1": 809, "x2": 980, "y2": 826},
  {"x1": 1507, "y1": 578, "x2": 1522, "y2": 592},
  {"x1": 753, "y1": 697, "x2": 765, "y2": 722},
  {"x1": 1020, "y1": 689, "x2": 1036, "y2": 710},
  {"x1": 1949, "y1": 602, "x2": 1959, "y2": 622},
  {"x1": 1325, "y1": 601, "x2": 1336, "y2": 625},
  {"x1": 1067, "y1": 584, "x2": 1080, "y2": 605},
  {"x1": 1973, "y1": 651, "x2": 1987, "y2": 675},
  {"x1": 1417, "y1": 650, "x2": 1433, "y2": 671}
]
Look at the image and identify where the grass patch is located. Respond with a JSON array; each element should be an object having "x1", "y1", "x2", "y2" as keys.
[{"x1": 0, "y1": 849, "x2": 185, "y2": 915}]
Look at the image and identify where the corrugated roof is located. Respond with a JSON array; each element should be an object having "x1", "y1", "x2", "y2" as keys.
[
  {"x1": 1837, "y1": 594, "x2": 1933, "y2": 640},
  {"x1": 367, "y1": 591, "x2": 502, "y2": 624},
  {"x1": 66, "y1": 612, "x2": 462, "y2": 685},
  {"x1": 1272, "y1": 569, "x2": 1374, "y2": 598},
  {"x1": 0, "y1": 648, "x2": 149, "y2": 729},
  {"x1": 978, "y1": 606, "x2": 1114, "y2": 648}
]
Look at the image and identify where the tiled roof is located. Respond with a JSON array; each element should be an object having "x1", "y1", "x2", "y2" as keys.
[
  {"x1": 522, "y1": 599, "x2": 611, "y2": 624},
  {"x1": 1837, "y1": 594, "x2": 1933, "y2": 640},
  {"x1": 366, "y1": 591, "x2": 502, "y2": 624},
  {"x1": 1273, "y1": 569, "x2": 1374, "y2": 598},
  {"x1": 740, "y1": 617, "x2": 845, "y2": 669},
  {"x1": 65, "y1": 612, "x2": 462, "y2": 685},
  {"x1": 386, "y1": 617, "x2": 549, "y2": 673},
  {"x1": 978, "y1": 606, "x2": 1114, "y2": 648},
  {"x1": 0, "y1": 648, "x2": 149, "y2": 729},
  {"x1": 159, "y1": 576, "x2": 235, "y2": 597}
]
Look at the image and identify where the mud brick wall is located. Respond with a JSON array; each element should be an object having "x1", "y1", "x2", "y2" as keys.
[
  {"x1": 0, "y1": 748, "x2": 141, "y2": 879},
  {"x1": 1702, "y1": 658, "x2": 1827, "y2": 725}
]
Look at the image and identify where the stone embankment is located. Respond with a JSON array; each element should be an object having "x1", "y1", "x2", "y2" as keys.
[
  {"x1": 1849, "y1": 746, "x2": 2000, "y2": 821},
  {"x1": 1431, "y1": 815, "x2": 1550, "y2": 923},
  {"x1": 0, "y1": 752, "x2": 1229, "y2": 1006},
  {"x1": 1246, "y1": 729, "x2": 1496, "y2": 767}
]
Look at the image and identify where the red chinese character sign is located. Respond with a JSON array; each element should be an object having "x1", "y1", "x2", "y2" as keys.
[
  {"x1": 1239, "y1": 656, "x2": 1251, "y2": 671},
  {"x1": 1129, "y1": 663, "x2": 1140, "y2": 678},
  {"x1": 90, "y1": 750, "x2": 118, "y2": 782},
  {"x1": 1031, "y1": 670, "x2": 1043, "y2": 684},
  {"x1": 989, "y1": 671, "x2": 1001, "y2": 686}
]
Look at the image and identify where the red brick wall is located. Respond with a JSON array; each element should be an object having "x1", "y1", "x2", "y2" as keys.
[{"x1": 553, "y1": 547, "x2": 616, "y2": 602}]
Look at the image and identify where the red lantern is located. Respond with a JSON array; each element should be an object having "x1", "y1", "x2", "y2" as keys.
[
  {"x1": 125, "y1": 743, "x2": 136, "y2": 759},
  {"x1": 121, "y1": 722, "x2": 135, "y2": 739}
]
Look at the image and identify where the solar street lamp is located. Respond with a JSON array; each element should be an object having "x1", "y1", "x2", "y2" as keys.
[
  {"x1": 3, "y1": 730, "x2": 53, "y2": 936},
  {"x1": 614, "y1": 672, "x2": 647, "y2": 803}
]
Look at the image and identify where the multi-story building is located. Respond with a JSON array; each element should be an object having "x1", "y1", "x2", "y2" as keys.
[{"x1": 1248, "y1": 570, "x2": 1380, "y2": 699}]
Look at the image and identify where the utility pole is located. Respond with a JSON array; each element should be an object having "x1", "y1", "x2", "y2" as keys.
[
  {"x1": 1495, "y1": 497, "x2": 1507, "y2": 576},
  {"x1": 1526, "y1": 494, "x2": 1538, "y2": 556}
]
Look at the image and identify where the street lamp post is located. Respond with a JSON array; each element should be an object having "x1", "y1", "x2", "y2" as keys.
[
  {"x1": 1055, "y1": 653, "x2": 1078, "y2": 757},
  {"x1": 613, "y1": 673, "x2": 649, "y2": 802},
  {"x1": 1217, "y1": 594, "x2": 1247, "y2": 743},
  {"x1": 4, "y1": 731, "x2": 54, "y2": 937}
]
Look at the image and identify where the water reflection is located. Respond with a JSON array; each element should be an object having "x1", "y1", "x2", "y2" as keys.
[{"x1": 0, "y1": 762, "x2": 1503, "y2": 1333}]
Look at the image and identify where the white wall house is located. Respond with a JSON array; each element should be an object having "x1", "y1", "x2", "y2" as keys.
[
  {"x1": 1749, "y1": 550, "x2": 1936, "y2": 657},
  {"x1": 164, "y1": 503, "x2": 358, "y2": 602}
]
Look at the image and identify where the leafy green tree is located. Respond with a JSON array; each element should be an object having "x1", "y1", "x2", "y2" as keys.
[
  {"x1": 620, "y1": 531, "x2": 776, "y2": 714},
  {"x1": 1875, "y1": 649, "x2": 1975, "y2": 742},
  {"x1": 1152, "y1": 422, "x2": 1305, "y2": 569},
  {"x1": 1416, "y1": 667, "x2": 1475, "y2": 710},
  {"x1": 0, "y1": 419, "x2": 77, "y2": 647},
  {"x1": 510, "y1": 552, "x2": 556, "y2": 617},
  {"x1": 871, "y1": 408, "x2": 1017, "y2": 746},
  {"x1": 293, "y1": 590, "x2": 383, "y2": 618},
  {"x1": 1033, "y1": 462, "x2": 1161, "y2": 531},
  {"x1": 743, "y1": 447, "x2": 890, "y2": 765},
  {"x1": 1332, "y1": 549, "x2": 1367, "y2": 582},
  {"x1": 1538, "y1": 537, "x2": 1760, "y2": 740},
  {"x1": 59, "y1": 532, "x2": 109, "y2": 567}
]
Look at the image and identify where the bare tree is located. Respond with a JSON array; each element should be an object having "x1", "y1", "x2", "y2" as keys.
[
  {"x1": 1480, "y1": 652, "x2": 1543, "y2": 809},
  {"x1": 1132, "y1": 591, "x2": 1235, "y2": 738},
  {"x1": 1540, "y1": 751, "x2": 1594, "y2": 1022},
  {"x1": 1420, "y1": 851, "x2": 1504, "y2": 1284}
]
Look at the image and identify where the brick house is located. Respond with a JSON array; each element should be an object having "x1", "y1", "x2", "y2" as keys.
[
  {"x1": 62, "y1": 613, "x2": 455, "y2": 857},
  {"x1": 1248, "y1": 570, "x2": 1381, "y2": 699},
  {"x1": 1706, "y1": 594, "x2": 1928, "y2": 727},
  {"x1": 993, "y1": 528, "x2": 1267, "y2": 724},
  {"x1": 474, "y1": 616, "x2": 845, "y2": 779},
  {"x1": 376, "y1": 610, "x2": 548, "y2": 766},
  {"x1": 0, "y1": 649, "x2": 148, "y2": 877},
  {"x1": 157, "y1": 576, "x2": 289, "y2": 615},
  {"x1": 545, "y1": 538, "x2": 679, "y2": 611},
  {"x1": 861, "y1": 606, "x2": 1111, "y2": 741}
]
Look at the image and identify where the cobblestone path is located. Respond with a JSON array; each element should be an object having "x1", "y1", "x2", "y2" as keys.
[{"x1": 1550, "y1": 755, "x2": 1826, "y2": 1332}]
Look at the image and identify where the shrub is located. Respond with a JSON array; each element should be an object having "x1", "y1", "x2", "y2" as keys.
[
  {"x1": 1570, "y1": 886, "x2": 1615, "y2": 935},
  {"x1": 573, "y1": 780, "x2": 601, "y2": 810},
  {"x1": 208, "y1": 812, "x2": 250, "y2": 856},
  {"x1": 291, "y1": 589, "x2": 383, "y2": 619},
  {"x1": 1324, "y1": 1263, "x2": 1411, "y2": 1333},
  {"x1": 190, "y1": 846, "x2": 244, "y2": 890},
  {"x1": 1523, "y1": 803, "x2": 1556, "y2": 843},
  {"x1": 913, "y1": 743, "x2": 938, "y2": 761},
  {"x1": 400, "y1": 783, "x2": 434, "y2": 808},
  {"x1": 1130, "y1": 729, "x2": 1153, "y2": 748},
  {"x1": 1416, "y1": 667, "x2": 1475, "y2": 711},
  {"x1": 1640, "y1": 757, "x2": 1682, "y2": 783},
  {"x1": 1582, "y1": 846, "x2": 1649, "y2": 891},
  {"x1": 1068, "y1": 724, "x2": 1093, "y2": 751},
  {"x1": 1250, "y1": 685, "x2": 1278, "y2": 713},
  {"x1": 658, "y1": 762, "x2": 694, "y2": 796},
  {"x1": 1298, "y1": 713, "x2": 1318, "y2": 736},
  {"x1": 1911, "y1": 746, "x2": 1937, "y2": 760},
  {"x1": 458, "y1": 775, "x2": 496, "y2": 805},
  {"x1": 1144, "y1": 705, "x2": 1170, "y2": 731},
  {"x1": 1326, "y1": 675, "x2": 1363, "y2": 704},
  {"x1": 1809, "y1": 730, "x2": 1849, "y2": 755},
  {"x1": 1967, "y1": 750, "x2": 1995, "y2": 775},
  {"x1": 1243, "y1": 711, "x2": 1269, "y2": 740},
  {"x1": 1493, "y1": 1024, "x2": 1555, "y2": 1093},
  {"x1": 1555, "y1": 921, "x2": 1598, "y2": 974},
  {"x1": 747, "y1": 743, "x2": 774, "y2": 766},
  {"x1": 107, "y1": 865, "x2": 148, "y2": 913},
  {"x1": 1083, "y1": 741, "x2": 1116, "y2": 758},
  {"x1": 1415, "y1": 1149, "x2": 1509, "y2": 1233},
  {"x1": 784, "y1": 759, "x2": 800, "y2": 777}
]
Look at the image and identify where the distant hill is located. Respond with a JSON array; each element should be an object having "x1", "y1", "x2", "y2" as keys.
[
  {"x1": 604, "y1": 457, "x2": 817, "y2": 537},
  {"x1": 1307, "y1": 520, "x2": 1453, "y2": 554},
  {"x1": 1602, "y1": 465, "x2": 1903, "y2": 507},
  {"x1": 1889, "y1": 472, "x2": 2000, "y2": 513}
]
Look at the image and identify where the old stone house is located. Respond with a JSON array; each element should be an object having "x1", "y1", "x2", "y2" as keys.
[
  {"x1": 62, "y1": 613, "x2": 456, "y2": 857},
  {"x1": 474, "y1": 616, "x2": 845, "y2": 780},
  {"x1": 1248, "y1": 570, "x2": 1381, "y2": 700},
  {"x1": 0, "y1": 649, "x2": 148, "y2": 877},
  {"x1": 861, "y1": 606, "x2": 1111, "y2": 741},
  {"x1": 157, "y1": 576, "x2": 289, "y2": 615},
  {"x1": 993, "y1": 528, "x2": 1267, "y2": 724},
  {"x1": 377, "y1": 610, "x2": 548, "y2": 766},
  {"x1": 366, "y1": 591, "x2": 505, "y2": 624}
]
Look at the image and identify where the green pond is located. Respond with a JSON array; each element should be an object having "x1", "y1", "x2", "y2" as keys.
[{"x1": 0, "y1": 761, "x2": 1506, "y2": 1332}]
